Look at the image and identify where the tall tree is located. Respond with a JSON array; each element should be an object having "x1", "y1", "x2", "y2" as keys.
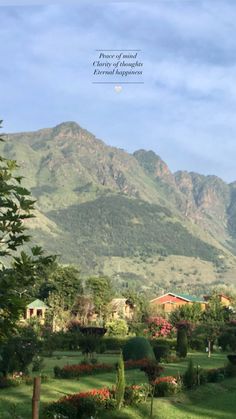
[
  {"x1": 0, "y1": 121, "x2": 55, "y2": 341},
  {"x1": 85, "y1": 276, "x2": 112, "y2": 321}
]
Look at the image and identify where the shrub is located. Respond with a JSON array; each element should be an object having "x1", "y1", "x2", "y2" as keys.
[
  {"x1": 227, "y1": 354, "x2": 236, "y2": 365},
  {"x1": 123, "y1": 337, "x2": 155, "y2": 362},
  {"x1": 225, "y1": 362, "x2": 236, "y2": 377},
  {"x1": 105, "y1": 319, "x2": 128, "y2": 337},
  {"x1": 79, "y1": 335, "x2": 100, "y2": 357},
  {"x1": 153, "y1": 376, "x2": 182, "y2": 397},
  {"x1": 103, "y1": 337, "x2": 128, "y2": 352},
  {"x1": 54, "y1": 363, "x2": 114, "y2": 379},
  {"x1": 115, "y1": 353, "x2": 125, "y2": 409},
  {"x1": 144, "y1": 317, "x2": 173, "y2": 339},
  {"x1": 0, "y1": 326, "x2": 40, "y2": 376},
  {"x1": 176, "y1": 328, "x2": 188, "y2": 358},
  {"x1": 183, "y1": 359, "x2": 197, "y2": 389},
  {"x1": 206, "y1": 368, "x2": 225, "y2": 382},
  {"x1": 153, "y1": 343, "x2": 170, "y2": 362},
  {"x1": 124, "y1": 384, "x2": 149, "y2": 405},
  {"x1": 189, "y1": 337, "x2": 206, "y2": 352},
  {"x1": 140, "y1": 361, "x2": 164, "y2": 382},
  {"x1": 44, "y1": 388, "x2": 115, "y2": 418}
]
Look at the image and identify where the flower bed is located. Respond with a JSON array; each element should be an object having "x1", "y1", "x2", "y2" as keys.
[
  {"x1": 152, "y1": 375, "x2": 182, "y2": 397},
  {"x1": 44, "y1": 388, "x2": 116, "y2": 418},
  {"x1": 54, "y1": 363, "x2": 114, "y2": 378}
]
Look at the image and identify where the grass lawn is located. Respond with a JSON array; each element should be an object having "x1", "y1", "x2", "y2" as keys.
[{"x1": 0, "y1": 351, "x2": 232, "y2": 418}]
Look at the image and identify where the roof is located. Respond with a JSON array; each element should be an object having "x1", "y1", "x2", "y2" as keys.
[
  {"x1": 27, "y1": 299, "x2": 48, "y2": 309},
  {"x1": 150, "y1": 292, "x2": 205, "y2": 303}
]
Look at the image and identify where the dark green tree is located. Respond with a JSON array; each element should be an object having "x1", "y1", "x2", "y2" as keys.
[
  {"x1": 169, "y1": 303, "x2": 202, "y2": 326},
  {"x1": 176, "y1": 327, "x2": 188, "y2": 358}
]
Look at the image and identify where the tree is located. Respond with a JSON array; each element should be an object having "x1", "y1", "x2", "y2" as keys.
[
  {"x1": 169, "y1": 303, "x2": 202, "y2": 326},
  {"x1": 0, "y1": 121, "x2": 55, "y2": 341},
  {"x1": 105, "y1": 319, "x2": 128, "y2": 336},
  {"x1": 39, "y1": 264, "x2": 82, "y2": 307},
  {"x1": 176, "y1": 326, "x2": 188, "y2": 358},
  {"x1": 116, "y1": 352, "x2": 125, "y2": 410},
  {"x1": 85, "y1": 276, "x2": 113, "y2": 321}
]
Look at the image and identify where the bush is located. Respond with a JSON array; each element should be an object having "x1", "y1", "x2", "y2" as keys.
[
  {"x1": 183, "y1": 359, "x2": 197, "y2": 389},
  {"x1": 176, "y1": 328, "x2": 188, "y2": 358},
  {"x1": 189, "y1": 337, "x2": 206, "y2": 352},
  {"x1": 44, "y1": 388, "x2": 115, "y2": 418},
  {"x1": 44, "y1": 401, "x2": 77, "y2": 418},
  {"x1": 206, "y1": 368, "x2": 225, "y2": 383},
  {"x1": 225, "y1": 362, "x2": 236, "y2": 377},
  {"x1": 140, "y1": 361, "x2": 164, "y2": 382},
  {"x1": 105, "y1": 319, "x2": 128, "y2": 337},
  {"x1": 0, "y1": 326, "x2": 40, "y2": 376},
  {"x1": 153, "y1": 343, "x2": 170, "y2": 362},
  {"x1": 79, "y1": 335, "x2": 100, "y2": 357},
  {"x1": 103, "y1": 337, "x2": 128, "y2": 352},
  {"x1": 227, "y1": 354, "x2": 236, "y2": 365},
  {"x1": 54, "y1": 363, "x2": 114, "y2": 379},
  {"x1": 153, "y1": 376, "x2": 182, "y2": 397},
  {"x1": 123, "y1": 337, "x2": 155, "y2": 362},
  {"x1": 124, "y1": 384, "x2": 149, "y2": 405}
]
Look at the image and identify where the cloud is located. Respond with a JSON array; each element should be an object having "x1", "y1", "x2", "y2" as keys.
[{"x1": 1, "y1": 1, "x2": 236, "y2": 181}]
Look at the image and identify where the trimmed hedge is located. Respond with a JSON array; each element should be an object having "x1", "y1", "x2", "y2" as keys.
[{"x1": 123, "y1": 337, "x2": 155, "y2": 362}]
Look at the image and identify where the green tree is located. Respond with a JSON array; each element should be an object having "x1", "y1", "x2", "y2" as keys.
[
  {"x1": 176, "y1": 327, "x2": 188, "y2": 358},
  {"x1": 170, "y1": 303, "x2": 202, "y2": 326},
  {"x1": 40, "y1": 264, "x2": 83, "y2": 308},
  {"x1": 0, "y1": 121, "x2": 55, "y2": 341},
  {"x1": 116, "y1": 352, "x2": 125, "y2": 410},
  {"x1": 85, "y1": 276, "x2": 113, "y2": 321}
]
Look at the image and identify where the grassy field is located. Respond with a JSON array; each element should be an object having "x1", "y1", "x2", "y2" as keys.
[{"x1": 0, "y1": 351, "x2": 232, "y2": 419}]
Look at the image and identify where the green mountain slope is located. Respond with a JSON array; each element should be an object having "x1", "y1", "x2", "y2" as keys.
[{"x1": 3, "y1": 121, "x2": 236, "y2": 294}]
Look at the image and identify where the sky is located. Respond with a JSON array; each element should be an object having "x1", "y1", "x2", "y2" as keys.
[{"x1": 1, "y1": 0, "x2": 236, "y2": 182}]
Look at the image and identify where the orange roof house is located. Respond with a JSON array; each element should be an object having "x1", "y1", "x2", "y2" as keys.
[{"x1": 150, "y1": 292, "x2": 206, "y2": 314}]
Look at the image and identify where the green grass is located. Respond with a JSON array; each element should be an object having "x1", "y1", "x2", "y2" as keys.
[{"x1": 0, "y1": 351, "x2": 232, "y2": 418}]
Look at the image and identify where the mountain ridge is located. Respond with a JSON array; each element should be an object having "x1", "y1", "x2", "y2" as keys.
[{"x1": 3, "y1": 121, "x2": 236, "y2": 295}]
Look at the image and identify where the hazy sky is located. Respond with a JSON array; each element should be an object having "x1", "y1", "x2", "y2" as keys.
[{"x1": 1, "y1": 1, "x2": 236, "y2": 182}]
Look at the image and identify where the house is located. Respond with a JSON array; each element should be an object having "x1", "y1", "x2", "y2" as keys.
[
  {"x1": 150, "y1": 292, "x2": 207, "y2": 314},
  {"x1": 25, "y1": 299, "x2": 48, "y2": 324},
  {"x1": 109, "y1": 298, "x2": 135, "y2": 320},
  {"x1": 203, "y1": 294, "x2": 231, "y2": 307}
]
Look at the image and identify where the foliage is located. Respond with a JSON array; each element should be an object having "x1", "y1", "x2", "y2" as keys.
[
  {"x1": 169, "y1": 303, "x2": 202, "y2": 326},
  {"x1": 153, "y1": 376, "x2": 182, "y2": 397},
  {"x1": 54, "y1": 363, "x2": 114, "y2": 378},
  {"x1": 227, "y1": 354, "x2": 236, "y2": 365},
  {"x1": 44, "y1": 388, "x2": 115, "y2": 418},
  {"x1": 102, "y1": 336, "x2": 128, "y2": 351},
  {"x1": 123, "y1": 337, "x2": 155, "y2": 362},
  {"x1": 183, "y1": 359, "x2": 197, "y2": 389},
  {"x1": 176, "y1": 327, "x2": 188, "y2": 358},
  {"x1": 85, "y1": 276, "x2": 113, "y2": 321},
  {"x1": 115, "y1": 353, "x2": 125, "y2": 410},
  {"x1": 0, "y1": 326, "x2": 39, "y2": 376},
  {"x1": 105, "y1": 319, "x2": 128, "y2": 337},
  {"x1": 140, "y1": 361, "x2": 164, "y2": 383},
  {"x1": 0, "y1": 121, "x2": 55, "y2": 341},
  {"x1": 144, "y1": 317, "x2": 173, "y2": 339},
  {"x1": 32, "y1": 355, "x2": 45, "y2": 372},
  {"x1": 153, "y1": 342, "x2": 170, "y2": 362},
  {"x1": 79, "y1": 335, "x2": 100, "y2": 357},
  {"x1": 124, "y1": 384, "x2": 149, "y2": 405},
  {"x1": 206, "y1": 367, "x2": 225, "y2": 382},
  {"x1": 218, "y1": 324, "x2": 236, "y2": 351}
]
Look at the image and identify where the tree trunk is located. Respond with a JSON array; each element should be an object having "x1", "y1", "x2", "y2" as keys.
[{"x1": 208, "y1": 339, "x2": 211, "y2": 358}]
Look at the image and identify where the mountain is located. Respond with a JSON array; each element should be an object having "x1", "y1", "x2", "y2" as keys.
[{"x1": 3, "y1": 121, "x2": 236, "y2": 296}]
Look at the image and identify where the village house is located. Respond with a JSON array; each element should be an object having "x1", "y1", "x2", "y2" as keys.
[
  {"x1": 25, "y1": 299, "x2": 49, "y2": 324},
  {"x1": 150, "y1": 292, "x2": 207, "y2": 314}
]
